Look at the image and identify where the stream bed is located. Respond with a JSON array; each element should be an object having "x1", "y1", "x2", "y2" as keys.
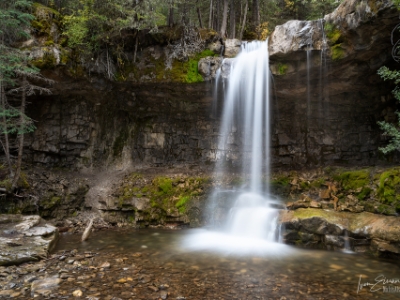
[
  {"x1": 1, "y1": 228, "x2": 399, "y2": 299},
  {"x1": 52, "y1": 229, "x2": 400, "y2": 299}
]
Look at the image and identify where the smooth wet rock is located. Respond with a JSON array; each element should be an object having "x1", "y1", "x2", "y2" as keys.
[
  {"x1": 15, "y1": 216, "x2": 41, "y2": 231},
  {"x1": 72, "y1": 289, "x2": 83, "y2": 297},
  {"x1": 31, "y1": 276, "x2": 61, "y2": 297},
  {"x1": 160, "y1": 290, "x2": 168, "y2": 299},
  {"x1": 24, "y1": 224, "x2": 57, "y2": 237},
  {"x1": 100, "y1": 262, "x2": 111, "y2": 269},
  {"x1": 0, "y1": 215, "x2": 58, "y2": 266}
]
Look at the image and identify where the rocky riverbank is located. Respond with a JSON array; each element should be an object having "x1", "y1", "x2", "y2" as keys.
[
  {"x1": 0, "y1": 228, "x2": 398, "y2": 300},
  {"x1": 2, "y1": 164, "x2": 400, "y2": 259}
]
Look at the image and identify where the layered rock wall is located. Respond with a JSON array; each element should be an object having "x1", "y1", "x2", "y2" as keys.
[
  {"x1": 25, "y1": 0, "x2": 400, "y2": 170},
  {"x1": 26, "y1": 81, "x2": 219, "y2": 169}
]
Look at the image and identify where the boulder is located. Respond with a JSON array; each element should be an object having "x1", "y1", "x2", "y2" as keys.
[
  {"x1": 0, "y1": 215, "x2": 58, "y2": 266},
  {"x1": 198, "y1": 57, "x2": 223, "y2": 81},
  {"x1": 280, "y1": 208, "x2": 400, "y2": 256},
  {"x1": 223, "y1": 39, "x2": 241, "y2": 57},
  {"x1": 208, "y1": 40, "x2": 223, "y2": 54}
]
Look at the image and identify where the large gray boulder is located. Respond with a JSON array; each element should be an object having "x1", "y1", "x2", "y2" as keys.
[{"x1": 0, "y1": 215, "x2": 58, "y2": 265}]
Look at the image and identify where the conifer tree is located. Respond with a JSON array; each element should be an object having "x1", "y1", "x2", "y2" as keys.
[{"x1": 0, "y1": 0, "x2": 52, "y2": 191}]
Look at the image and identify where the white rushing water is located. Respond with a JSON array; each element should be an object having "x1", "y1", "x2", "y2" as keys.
[{"x1": 183, "y1": 40, "x2": 292, "y2": 256}]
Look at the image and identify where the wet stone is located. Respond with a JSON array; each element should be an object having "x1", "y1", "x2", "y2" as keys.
[
  {"x1": 0, "y1": 290, "x2": 14, "y2": 297},
  {"x1": 72, "y1": 289, "x2": 83, "y2": 297},
  {"x1": 148, "y1": 285, "x2": 159, "y2": 292},
  {"x1": 160, "y1": 290, "x2": 168, "y2": 299}
]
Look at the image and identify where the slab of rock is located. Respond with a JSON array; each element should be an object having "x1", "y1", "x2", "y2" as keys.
[
  {"x1": 15, "y1": 215, "x2": 41, "y2": 231},
  {"x1": 0, "y1": 215, "x2": 58, "y2": 266},
  {"x1": 280, "y1": 208, "x2": 400, "y2": 255}
]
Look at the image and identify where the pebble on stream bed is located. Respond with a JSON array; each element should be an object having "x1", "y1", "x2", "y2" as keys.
[{"x1": 0, "y1": 245, "x2": 397, "y2": 300}]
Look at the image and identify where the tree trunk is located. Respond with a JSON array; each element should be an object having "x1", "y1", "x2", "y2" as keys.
[
  {"x1": 229, "y1": 0, "x2": 236, "y2": 38},
  {"x1": 181, "y1": 0, "x2": 188, "y2": 26},
  {"x1": 11, "y1": 74, "x2": 26, "y2": 190},
  {"x1": 215, "y1": 0, "x2": 220, "y2": 31},
  {"x1": 220, "y1": 0, "x2": 229, "y2": 38},
  {"x1": 0, "y1": 78, "x2": 13, "y2": 178},
  {"x1": 239, "y1": 0, "x2": 248, "y2": 40},
  {"x1": 196, "y1": 1, "x2": 203, "y2": 28},
  {"x1": 208, "y1": 0, "x2": 213, "y2": 29},
  {"x1": 168, "y1": 1, "x2": 174, "y2": 27},
  {"x1": 251, "y1": 0, "x2": 260, "y2": 32},
  {"x1": 133, "y1": 33, "x2": 139, "y2": 63}
]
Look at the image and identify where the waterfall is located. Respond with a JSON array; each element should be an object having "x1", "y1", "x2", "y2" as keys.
[
  {"x1": 216, "y1": 41, "x2": 270, "y2": 193},
  {"x1": 319, "y1": 19, "x2": 329, "y2": 126},
  {"x1": 182, "y1": 40, "x2": 291, "y2": 256}
]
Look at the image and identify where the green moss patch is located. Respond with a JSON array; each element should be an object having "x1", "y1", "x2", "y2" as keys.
[
  {"x1": 118, "y1": 174, "x2": 210, "y2": 217},
  {"x1": 277, "y1": 63, "x2": 288, "y2": 75},
  {"x1": 31, "y1": 3, "x2": 60, "y2": 42},
  {"x1": 171, "y1": 49, "x2": 217, "y2": 83},
  {"x1": 31, "y1": 49, "x2": 57, "y2": 69},
  {"x1": 324, "y1": 23, "x2": 342, "y2": 44},
  {"x1": 331, "y1": 44, "x2": 345, "y2": 60},
  {"x1": 377, "y1": 168, "x2": 400, "y2": 205},
  {"x1": 118, "y1": 49, "x2": 217, "y2": 83},
  {"x1": 270, "y1": 175, "x2": 291, "y2": 196},
  {"x1": 334, "y1": 169, "x2": 370, "y2": 191}
]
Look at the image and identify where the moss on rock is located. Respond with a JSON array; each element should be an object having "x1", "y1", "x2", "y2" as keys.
[
  {"x1": 333, "y1": 169, "x2": 370, "y2": 191},
  {"x1": 377, "y1": 168, "x2": 400, "y2": 208},
  {"x1": 331, "y1": 44, "x2": 345, "y2": 60},
  {"x1": 277, "y1": 63, "x2": 288, "y2": 75},
  {"x1": 31, "y1": 49, "x2": 58, "y2": 69},
  {"x1": 117, "y1": 173, "x2": 210, "y2": 225}
]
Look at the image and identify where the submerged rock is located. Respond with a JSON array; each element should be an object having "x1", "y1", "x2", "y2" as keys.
[{"x1": 0, "y1": 215, "x2": 58, "y2": 266}]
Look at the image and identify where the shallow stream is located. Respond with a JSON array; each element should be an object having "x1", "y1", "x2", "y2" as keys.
[{"x1": 48, "y1": 229, "x2": 400, "y2": 299}]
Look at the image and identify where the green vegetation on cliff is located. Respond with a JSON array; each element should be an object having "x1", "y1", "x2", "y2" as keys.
[
  {"x1": 118, "y1": 173, "x2": 210, "y2": 222},
  {"x1": 334, "y1": 169, "x2": 370, "y2": 191},
  {"x1": 22, "y1": 0, "x2": 345, "y2": 81}
]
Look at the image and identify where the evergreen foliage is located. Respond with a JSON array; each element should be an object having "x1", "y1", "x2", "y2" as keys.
[
  {"x1": 377, "y1": 66, "x2": 400, "y2": 154},
  {"x1": 0, "y1": 0, "x2": 53, "y2": 191}
]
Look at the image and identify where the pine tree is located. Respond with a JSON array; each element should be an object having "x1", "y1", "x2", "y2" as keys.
[{"x1": 0, "y1": 0, "x2": 52, "y2": 191}]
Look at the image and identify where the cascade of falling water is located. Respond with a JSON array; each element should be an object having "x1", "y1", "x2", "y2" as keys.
[
  {"x1": 182, "y1": 40, "x2": 291, "y2": 256},
  {"x1": 319, "y1": 19, "x2": 328, "y2": 126},
  {"x1": 342, "y1": 229, "x2": 353, "y2": 253},
  {"x1": 211, "y1": 66, "x2": 222, "y2": 118}
]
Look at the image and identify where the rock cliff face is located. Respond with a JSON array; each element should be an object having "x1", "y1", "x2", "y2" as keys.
[
  {"x1": 26, "y1": 80, "x2": 218, "y2": 169},
  {"x1": 268, "y1": 0, "x2": 400, "y2": 168},
  {"x1": 25, "y1": 0, "x2": 400, "y2": 170}
]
